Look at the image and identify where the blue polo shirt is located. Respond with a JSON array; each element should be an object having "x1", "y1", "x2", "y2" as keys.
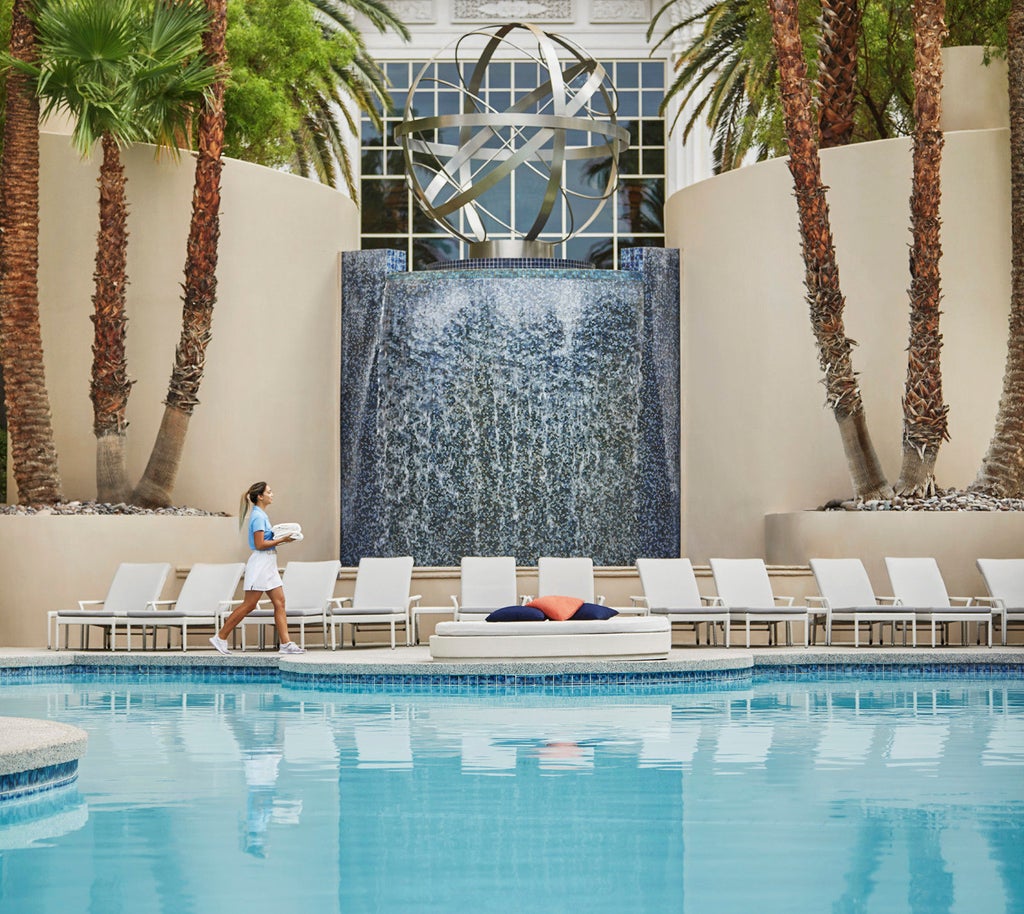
[{"x1": 248, "y1": 506, "x2": 274, "y2": 550}]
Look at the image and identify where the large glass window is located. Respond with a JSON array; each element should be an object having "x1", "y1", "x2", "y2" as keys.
[{"x1": 360, "y1": 59, "x2": 666, "y2": 269}]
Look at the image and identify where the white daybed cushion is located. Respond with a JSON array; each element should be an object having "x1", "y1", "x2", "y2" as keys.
[{"x1": 429, "y1": 617, "x2": 671, "y2": 660}]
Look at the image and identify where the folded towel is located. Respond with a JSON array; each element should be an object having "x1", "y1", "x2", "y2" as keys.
[{"x1": 272, "y1": 522, "x2": 303, "y2": 542}]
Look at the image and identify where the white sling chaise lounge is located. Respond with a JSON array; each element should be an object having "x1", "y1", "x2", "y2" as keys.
[
  {"x1": 123, "y1": 562, "x2": 245, "y2": 651},
  {"x1": 885, "y1": 557, "x2": 993, "y2": 647},
  {"x1": 50, "y1": 563, "x2": 172, "y2": 650},
  {"x1": 452, "y1": 556, "x2": 519, "y2": 621},
  {"x1": 328, "y1": 556, "x2": 419, "y2": 649},
  {"x1": 976, "y1": 558, "x2": 1024, "y2": 645},
  {"x1": 536, "y1": 557, "x2": 605, "y2": 605},
  {"x1": 635, "y1": 558, "x2": 730, "y2": 646},
  {"x1": 709, "y1": 558, "x2": 809, "y2": 647},
  {"x1": 233, "y1": 560, "x2": 342, "y2": 650},
  {"x1": 808, "y1": 558, "x2": 917, "y2": 646}
]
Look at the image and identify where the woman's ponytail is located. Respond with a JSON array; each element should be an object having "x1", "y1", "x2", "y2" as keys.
[{"x1": 238, "y1": 480, "x2": 267, "y2": 531}]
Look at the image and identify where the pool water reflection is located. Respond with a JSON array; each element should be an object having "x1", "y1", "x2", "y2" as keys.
[{"x1": 0, "y1": 676, "x2": 1021, "y2": 914}]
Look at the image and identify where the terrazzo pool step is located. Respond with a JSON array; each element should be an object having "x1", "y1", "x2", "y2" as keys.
[{"x1": 0, "y1": 717, "x2": 88, "y2": 802}]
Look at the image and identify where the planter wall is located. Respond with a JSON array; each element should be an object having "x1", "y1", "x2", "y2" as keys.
[
  {"x1": 18, "y1": 133, "x2": 358, "y2": 558},
  {"x1": 766, "y1": 511, "x2": 1024, "y2": 597},
  {"x1": 0, "y1": 516, "x2": 239, "y2": 647},
  {"x1": 667, "y1": 124, "x2": 1010, "y2": 561}
]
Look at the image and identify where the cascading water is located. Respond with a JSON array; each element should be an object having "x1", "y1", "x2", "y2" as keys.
[{"x1": 341, "y1": 249, "x2": 679, "y2": 567}]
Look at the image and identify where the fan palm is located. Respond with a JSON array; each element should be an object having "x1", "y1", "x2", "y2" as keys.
[
  {"x1": 972, "y1": 0, "x2": 1024, "y2": 496},
  {"x1": 896, "y1": 0, "x2": 949, "y2": 496},
  {"x1": 294, "y1": 0, "x2": 409, "y2": 197},
  {"x1": 16, "y1": 0, "x2": 215, "y2": 502},
  {"x1": 133, "y1": 0, "x2": 226, "y2": 508},
  {"x1": 648, "y1": 0, "x2": 780, "y2": 172},
  {"x1": 767, "y1": 0, "x2": 891, "y2": 500},
  {"x1": 0, "y1": 0, "x2": 63, "y2": 504}
]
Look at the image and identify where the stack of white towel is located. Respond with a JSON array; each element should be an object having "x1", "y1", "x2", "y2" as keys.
[{"x1": 272, "y1": 522, "x2": 304, "y2": 542}]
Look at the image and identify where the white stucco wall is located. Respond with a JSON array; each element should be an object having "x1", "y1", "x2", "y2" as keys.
[
  {"x1": 22, "y1": 133, "x2": 358, "y2": 558},
  {"x1": 667, "y1": 125, "x2": 1011, "y2": 561}
]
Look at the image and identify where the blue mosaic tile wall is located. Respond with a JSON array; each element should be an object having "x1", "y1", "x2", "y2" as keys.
[
  {"x1": 424, "y1": 258, "x2": 595, "y2": 271},
  {"x1": 621, "y1": 248, "x2": 681, "y2": 557},
  {"x1": 340, "y1": 251, "x2": 681, "y2": 565},
  {"x1": 0, "y1": 760, "x2": 78, "y2": 802}
]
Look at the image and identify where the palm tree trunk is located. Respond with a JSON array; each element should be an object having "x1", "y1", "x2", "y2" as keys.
[
  {"x1": 133, "y1": 0, "x2": 226, "y2": 508},
  {"x1": 91, "y1": 133, "x2": 133, "y2": 503},
  {"x1": 818, "y1": 0, "x2": 862, "y2": 148},
  {"x1": 0, "y1": 0, "x2": 63, "y2": 504},
  {"x1": 895, "y1": 0, "x2": 948, "y2": 497},
  {"x1": 767, "y1": 0, "x2": 891, "y2": 500},
  {"x1": 971, "y1": 0, "x2": 1024, "y2": 497}
]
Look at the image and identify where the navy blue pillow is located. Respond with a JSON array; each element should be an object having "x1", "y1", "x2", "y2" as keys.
[
  {"x1": 571, "y1": 603, "x2": 619, "y2": 621},
  {"x1": 485, "y1": 605, "x2": 547, "y2": 622}
]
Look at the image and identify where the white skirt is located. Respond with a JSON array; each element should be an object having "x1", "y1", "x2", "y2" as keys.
[{"x1": 244, "y1": 550, "x2": 282, "y2": 592}]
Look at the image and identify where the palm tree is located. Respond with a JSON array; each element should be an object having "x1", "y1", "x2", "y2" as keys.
[
  {"x1": 895, "y1": 0, "x2": 948, "y2": 496},
  {"x1": 19, "y1": 0, "x2": 214, "y2": 502},
  {"x1": 134, "y1": 0, "x2": 407, "y2": 507},
  {"x1": 971, "y1": 0, "x2": 1024, "y2": 496},
  {"x1": 648, "y1": 0, "x2": 780, "y2": 172},
  {"x1": 767, "y1": 0, "x2": 892, "y2": 500},
  {"x1": 818, "y1": 0, "x2": 862, "y2": 148},
  {"x1": 0, "y1": 0, "x2": 64, "y2": 504},
  {"x1": 295, "y1": 0, "x2": 409, "y2": 197},
  {"x1": 133, "y1": 0, "x2": 226, "y2": 508}
]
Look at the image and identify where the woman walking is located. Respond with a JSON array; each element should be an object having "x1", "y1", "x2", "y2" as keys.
[{"x1": 210, "y1": 481, "x2": 304, "y2": 655}]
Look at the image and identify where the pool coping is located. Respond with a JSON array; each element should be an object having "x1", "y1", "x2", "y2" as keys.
[
  {"x1": 0, "y1": 717, "x2": 88, "y2": 804},
  {"x1": 0, "y1": 645, "x2": 1020, "y2": 677}
]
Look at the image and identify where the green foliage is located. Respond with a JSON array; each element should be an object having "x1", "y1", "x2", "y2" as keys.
[
  {"x1": 224, "y1": 0, "x2": 408, "y2": 196},
  {"x1": 224, "y1": 0, "x2": 353, "y2": 167},
  {"x1": 650, "y1": 0, "x2": 1011, "y2": 172},
  {"x1": 9, "y1": 0, "x2": 215, "y2": 156}
]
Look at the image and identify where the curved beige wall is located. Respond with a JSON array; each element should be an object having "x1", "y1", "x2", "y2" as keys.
[
  {"x1": 28, "y1": 133, "x2": 358, "y2": 558},
  {"x1": 667, "y1": 125, "x2": 1011, "y2": 560}
]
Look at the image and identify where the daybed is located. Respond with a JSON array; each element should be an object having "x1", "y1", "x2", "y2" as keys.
[{"x1": 428, "y1": 617, "x2": 672, "y2": 660}]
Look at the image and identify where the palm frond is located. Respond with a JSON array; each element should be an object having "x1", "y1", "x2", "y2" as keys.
[{"x1": 307, "y1": 0, "x2": 410, "y2": 41}]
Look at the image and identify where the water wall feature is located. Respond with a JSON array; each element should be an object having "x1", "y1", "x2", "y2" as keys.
[{"x1": 341, "y1": 248, "x2": 679, "y2": 566}]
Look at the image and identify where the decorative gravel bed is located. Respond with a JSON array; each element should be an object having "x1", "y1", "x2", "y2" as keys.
[
  {"x1": 823, "y1": 490, "x2": 1024, "y2": 512},
  {"x1": 0, "y1": 501, "x2": 227, "y2": 516}
]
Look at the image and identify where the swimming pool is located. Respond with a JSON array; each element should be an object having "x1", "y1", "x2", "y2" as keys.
[{"x1": 1, "y1": 671, "x2": 1022, "y2": 914}]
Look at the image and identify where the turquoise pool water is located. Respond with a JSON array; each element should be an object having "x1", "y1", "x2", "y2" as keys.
[{"x1": 1, "y1": 673, "x2": 1022, "y2": 913}]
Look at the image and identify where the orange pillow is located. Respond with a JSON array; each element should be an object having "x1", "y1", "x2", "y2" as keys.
[{"x1": 526, "y1": 595, "x2": 584, "y2": 621}]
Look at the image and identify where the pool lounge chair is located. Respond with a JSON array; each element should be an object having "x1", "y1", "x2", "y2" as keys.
[
  {"x1": 635, "y1": 558, "x2": 730, "y2": 646},
  {"x1": 233, "y1": 560, "x2": 342, "y2": 650},
  {"x1": 884, "y1": 557, "x2": 993, "y2": 647},
  {"x1": 975, "y1": 558, "x2": 1024, "y2": 645},
  {"x1": 808, "y1": 558, "x2": 917, "y2": 646},
  {"x1": 122, "y1": 562, "x2": 245, "y2": 651},
  {"x1": 536, "y1": 557, "x2": 606, "y2": 605},
  {"x1": 708, "y1": 558, "x2": 809, "y2": 648},
  {"x1": 50, "y1": 562, "x2": 172, "y2": 650},
  {"x1": 451, "y1": 556, "x2": 520, "y2": 622},
  {"x1": 328, "y1": 556, "x2": 419, "y2": 649}
]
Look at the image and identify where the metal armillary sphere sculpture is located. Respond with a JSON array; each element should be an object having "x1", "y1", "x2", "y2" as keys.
[{"x1": 393, "y1": 22, "x2": 630, "y2": 259}]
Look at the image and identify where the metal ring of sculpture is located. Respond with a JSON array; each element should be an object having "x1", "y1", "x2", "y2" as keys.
[{"x1": 393, "y1": 22, "x2": 630, "y2": 257}]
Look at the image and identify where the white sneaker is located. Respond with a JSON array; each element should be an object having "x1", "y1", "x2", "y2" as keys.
[
  {"x1": 209, "y1": 635, "x2": 231, "y2": 655},
  {"x1": 278, "y1": 641, "x2": 305, "y2": 655}
]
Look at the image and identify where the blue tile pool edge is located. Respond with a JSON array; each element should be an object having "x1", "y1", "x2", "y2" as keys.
[
  {"x1": 1, "y1": 656, "x2": 1023, "y2": 692},
  {"x1": 0, "y1": 760, "x2": 78, "y2": 803}
]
